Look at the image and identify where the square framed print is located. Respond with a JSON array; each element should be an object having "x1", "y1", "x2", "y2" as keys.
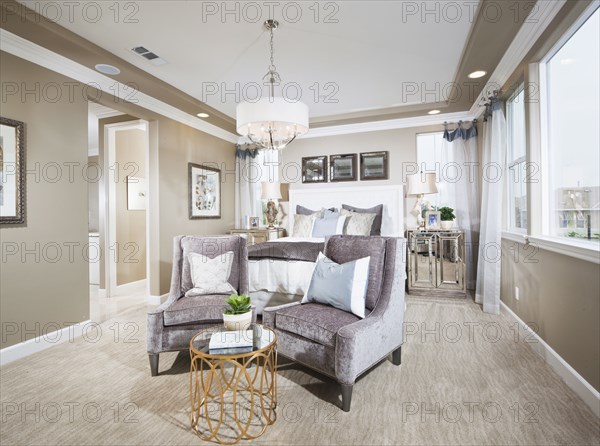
[
  {"x1": 426, "y1": 211, "x2": 441, "y2": 230},
  {"x1": 360, "y1": 151, "x2": 389, "y2": 180},
  {"x1": 189, "y1": 163, "x2": 221, "y2": 219},
  {"x1": 0, "y1": 117, "x2": 25, "y2": 225},
  {"x1": 302, "y1": 156, "x2": 328, "y2": 183},
  {"x1": 329, "y1": 154, "x2": 357, "y2": 182}
]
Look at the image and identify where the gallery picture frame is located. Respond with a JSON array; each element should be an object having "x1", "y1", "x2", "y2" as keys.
[
  {"x1": 0, "y1": 116, "x2": 26, "y2": 225},
  {"x1": 329, "y1": 153, "x2": 357, "y2": 182},
  {"x1": 188, "y1": 163, "x2": 221, "y2": 219},
  {"x1": 301, "y1": 156, "x2": 328, "y2": 183},
  {"x1": 360, "y1": 151, "x2": 389, "y2": 181}
]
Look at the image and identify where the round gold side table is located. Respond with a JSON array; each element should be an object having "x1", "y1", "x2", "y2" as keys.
[{"x1": 189, "y1": 324, "x2": 277, "y2": 445}]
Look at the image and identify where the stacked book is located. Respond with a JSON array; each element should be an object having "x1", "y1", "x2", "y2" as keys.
[{"x1": 208, "y1": 330, "x2": 254, "y2": 355}]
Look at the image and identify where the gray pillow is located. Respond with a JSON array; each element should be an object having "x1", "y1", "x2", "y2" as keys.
[
  {"x1": 342, "y1": 204, "x2": 383, "y2": 236},
  {"x1": 296, "y1": 205, "x2": 337, "y2": 216},
  {"x1": 301, "y1": 252, "x2": 370, "y2": 318}
]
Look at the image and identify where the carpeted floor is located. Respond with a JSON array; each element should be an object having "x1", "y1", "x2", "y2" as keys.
[{"x1": 1, "y1": 295, "x2": 598, "y2": 445}]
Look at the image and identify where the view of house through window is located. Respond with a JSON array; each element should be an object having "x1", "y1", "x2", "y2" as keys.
[{"x1": 544, "y1": 8, "x2": 599, "y2": 243}]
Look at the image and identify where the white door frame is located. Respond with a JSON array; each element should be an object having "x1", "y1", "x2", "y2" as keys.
[{"x1": 103, "y1": 120, "x2": 150, "y2": 297}]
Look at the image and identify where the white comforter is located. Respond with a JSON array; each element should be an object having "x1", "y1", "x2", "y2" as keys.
[{"x1": 248, "y1": 237, "x2": 323, "y2": 295}]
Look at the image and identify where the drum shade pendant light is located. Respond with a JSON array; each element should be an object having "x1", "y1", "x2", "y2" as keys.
[{"x1": 236, "y1": 20, "x2": 309, "y2": 150}]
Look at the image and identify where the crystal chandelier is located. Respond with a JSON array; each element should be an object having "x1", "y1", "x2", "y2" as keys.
[{"x1": 236, "y1": 20, "x2": 309, "y2": 150}]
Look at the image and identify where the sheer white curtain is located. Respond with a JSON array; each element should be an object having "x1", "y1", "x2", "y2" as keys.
[
  {"x1": 476, "y1": 104, "x2": 507, "y2": 314},
  {"x1": 439, "y1": 128, "x2": 480, "y2": 289},
  {"x1": 234, "y1": 145, "x2": 279, "y2": 228}
]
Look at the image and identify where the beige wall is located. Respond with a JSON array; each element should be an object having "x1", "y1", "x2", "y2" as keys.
[
  {"x1": 157, "y1": 119, "x2": 236, "y2": 295},
  {"x1": 281, "y1": 125, "x2": 444, "y2": 229},
  {"x1": 500, "y1": 241, "x2": 600, "y2": 391},
  {"x1": 0, "y1": 51, "x2": 89, "y2": 349},
  {"x1": 88, "y1": 155, "x2": 99, "y2": 232},
  {"x1": 115, "y1": 129, "x2": 146, "y2": 286}
]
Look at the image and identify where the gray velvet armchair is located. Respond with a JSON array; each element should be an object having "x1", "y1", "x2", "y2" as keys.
[
  {"x1": 146, "y1": 235, "x2": 249, "y2": 376},
  {"x1": 263, "y1": 235, "x2": 405, "y2": 411}
]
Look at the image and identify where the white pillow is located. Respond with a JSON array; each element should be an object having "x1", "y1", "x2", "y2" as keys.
[
  {"x1": 185, "y1": 251, "x2": 237, "y2": 296},
  {"x1": 302, "y1": 252, "x2": 370, "y2": 318},
  {"x1": 340, "y1": 209, "x2": 376, "y2": 236},
  {"x1": 292, "y1": 214, "x2": 316, "y2": 237}
]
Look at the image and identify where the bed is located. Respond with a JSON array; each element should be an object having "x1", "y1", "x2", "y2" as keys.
[{"x1": 248, "y1": 185, "x2": 404, "y2": 314}]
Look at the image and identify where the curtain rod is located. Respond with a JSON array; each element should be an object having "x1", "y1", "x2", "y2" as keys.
[{"x1": 443, "y1": 119, "x2": 477, "y2": 128}]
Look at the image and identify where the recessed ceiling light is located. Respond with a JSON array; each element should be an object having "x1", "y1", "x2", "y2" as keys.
[
  {"x1": 428, "y1": 110, "x2": 441, "y2": 115},
  {"x1": 94, "y1": 64, "x2": 120, "y2": 75},
  {"x1": 197, "y1": 113, "x2": 210, "y2": 118},
  {"x1": 468, "y1": 70, "x2": 487, "y2": 79}
]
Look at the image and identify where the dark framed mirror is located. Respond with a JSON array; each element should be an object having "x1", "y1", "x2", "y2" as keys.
[
  {"x1": 302, "y1": 156, "x2": 328, "y2": 183},
  {"x1": 360, "y1": 151, "x2": 388, "y2": 181},
  {"x1": 0, "y1": 117, "x2": 25, "y2": 224},
  {"x1": 329, "y1": 154, "x2": 357, "y2": 182}
]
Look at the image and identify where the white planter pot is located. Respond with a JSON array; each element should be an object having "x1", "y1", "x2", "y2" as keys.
[
  {"x1": 223, "y1": 311, "x2": 252, "y2": 331},
  {"x1": 440, "y1": 220, "x2": 454, "y2": 230}
]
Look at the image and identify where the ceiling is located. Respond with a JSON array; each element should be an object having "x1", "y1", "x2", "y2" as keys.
[
  {"x1": 18, "y1": 0, "x2": 479, "y2": 120},
  {"x1": 4, "y1": 0, "x2": 544, "y2": 135}
]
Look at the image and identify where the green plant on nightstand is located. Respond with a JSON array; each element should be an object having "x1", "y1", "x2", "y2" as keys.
[{"x1": 438, "y1": 206, "x2": 456, "y2": 230}]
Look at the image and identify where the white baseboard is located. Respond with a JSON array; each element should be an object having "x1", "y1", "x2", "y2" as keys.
[
  {"x1": 148, "y1": 293, "x2": 168, "y2": 305},
  {"x1": 115, "y1": 279, "x2": 146, "y2": 295},
  {"x1": 0, "y1": 320, "x2": 92, "y2": 366},
  {"x1": 500, "y1": 301, "x2": 600, "y2": 417}
]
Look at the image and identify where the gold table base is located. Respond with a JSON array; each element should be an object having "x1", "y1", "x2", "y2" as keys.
[{"x1": 190, "y1": 344, "x2": 277, "y2": 444}]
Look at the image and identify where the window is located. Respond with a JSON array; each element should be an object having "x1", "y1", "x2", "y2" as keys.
[
  {"x1": 416, "y1": 132, "x2": 444, "y2": 207},
  {"x1": 543, "y1": 8, "x2": 599, "y2": 244},
  {"x1": 507, "y1": 85, "x2": 527, "y2": 233}
]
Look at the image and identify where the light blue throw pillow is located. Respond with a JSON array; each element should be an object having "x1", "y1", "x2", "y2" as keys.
[
  {"x1": 311, "y1": 211, "x2": 346, "y2": 237},
  {"x1": 301, "y1": 252, "x2": 370, "y2": 318}
]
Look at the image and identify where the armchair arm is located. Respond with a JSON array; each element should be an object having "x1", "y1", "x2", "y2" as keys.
[{"x1": 262, "y1": 301, "x2": 302, "y2": 329}]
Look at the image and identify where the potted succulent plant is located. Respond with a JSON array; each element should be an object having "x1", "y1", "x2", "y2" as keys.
[
  {"x1": 223, "y1": 294, "x2": 252, "y2": 331},
  {"x1": 438, "y1": 206, "x2": 456, "y2": 230}
]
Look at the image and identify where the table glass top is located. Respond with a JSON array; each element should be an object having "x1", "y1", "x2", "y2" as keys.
[{"x1": 190, "y1": 324, "x2": 275, "y2": 357}]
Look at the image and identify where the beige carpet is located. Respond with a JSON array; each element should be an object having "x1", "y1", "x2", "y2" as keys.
[{"x1": 1, "y1": 295, "x2": 598, "y2": 445}]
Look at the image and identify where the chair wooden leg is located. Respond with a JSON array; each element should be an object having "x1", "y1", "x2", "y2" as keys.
[
  {"x1": 341, "y1": 384, "x2": 353, "y2": 412},
  {"x1": 149, "y1": 354, "x2": 159, "y2": 376},
  {"x1": 392, "y1": 346, "x2": 402, "y2": 366}
]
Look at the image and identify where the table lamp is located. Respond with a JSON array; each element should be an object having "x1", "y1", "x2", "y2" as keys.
[
  {"x1": 406, "y1": 173, "x2": 438, "y2": 229},
  {"x1": 261, "y1": 182, "x2": 282, "y2": 228}
]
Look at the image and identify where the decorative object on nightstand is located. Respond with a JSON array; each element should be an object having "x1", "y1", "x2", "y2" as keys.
[
  {"x1": 406, "y1": 228, "x2": 466, "y2": 298},
  {"x1": 438, "y1": 206, "x2": 456, "y2": 230},
  {"x1": 261, "y1": 182, "x2": 282, "y2": 228},
  {"x1": 425, "y1": 211, "x2": 441, "y2": 229},
  {"x1": 407, "y1": 173, "x2": 438, "y2": 229},
  {"x1": 230, "y1": 227, "x2": 286, "y2": 245}
]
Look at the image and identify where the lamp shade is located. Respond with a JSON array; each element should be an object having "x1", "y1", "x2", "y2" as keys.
[
  {"x1": 236, "y1": 97, "x2": 309, "y2": 150},
  {"x1": 406, "y1": 173, "x2": 438, "y2": 196},
  {"x1": 261, "y1": 182, "x2": 282, "y2": 200}
]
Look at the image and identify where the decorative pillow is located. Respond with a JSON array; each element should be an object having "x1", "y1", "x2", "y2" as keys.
[
  {"x1": 296, "y1": 205, "x2": 337, "y2": 217},
  {"x1": 342, "y1": 204, "x2": 383, "y2": 236},
  {"x1": 311, "y1": 211, "x2": 346, "y2": 237},
  {"x1": 185, "y1": 251, "x2": 237, "y2": 296},
  {"x1": 292, "y1": 214, "x2": 316, "y2": 237},
  {"x1": 340, "y1": 209, "x2": 376, "y2": 236},
  {"x1": 302, "y1": 252, "x2": 370, "y2": 318}
]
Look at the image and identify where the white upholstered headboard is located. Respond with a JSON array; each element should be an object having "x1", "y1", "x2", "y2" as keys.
[{"x1": 288, "y1": 185, "x2": 404, "y2": 236}]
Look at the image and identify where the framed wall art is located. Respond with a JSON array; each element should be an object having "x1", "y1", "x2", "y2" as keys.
[
  {"x1": 330, "y1": 154, "x2": 357, "y2": 182},
  {"x1": 189, "y1": 163, "x2": 221, "y2": 219},
  {"x1": 360, "y1": 151, "x2": 389, "y2": 180},
  {"x1": 0, "y1": 117, "x2": 25, "y2": 225},
  {"x1": 301, "y1": 156, "x2": 328, "y2": 183}
]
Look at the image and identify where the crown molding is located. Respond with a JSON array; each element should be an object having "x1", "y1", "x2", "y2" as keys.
[
  {"x1": 470, "y1": 0, "x2": 567, "y2": 117},
  {"x1": 0, "y1": 28, "x2": 239, "y2": 143},
  {"x1": 300, "y1": 111, "x2": 476, "y2": 139}
]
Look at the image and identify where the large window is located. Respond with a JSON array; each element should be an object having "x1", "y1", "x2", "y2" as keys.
[
  {"x1": 543, "y1": 8, "x2": 599, "y2": 244},
  {"x1": 507, "y1": 85, "x2": 527, "y2": 233}
]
